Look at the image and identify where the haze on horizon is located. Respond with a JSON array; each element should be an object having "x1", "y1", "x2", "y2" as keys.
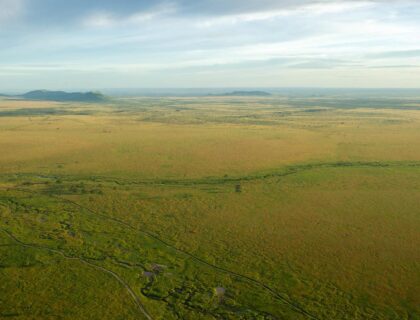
[{"x1": 0, "y1": 0, "x2": 419, "y2": 91}]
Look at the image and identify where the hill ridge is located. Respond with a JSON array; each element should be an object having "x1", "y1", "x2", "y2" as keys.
[{"x1": 21, "y1": 90, "x2": 106, "y2": 102}]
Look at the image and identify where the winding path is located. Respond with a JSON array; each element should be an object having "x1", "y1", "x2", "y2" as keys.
[
  {"x1": 5, "y1": 190, "x2": 322, "y2": 318},
  {"x1": 0, "y1": 228, "x2": 153, "y2": 320},
  {"x1": 4, "y1": 161, "x2": 417, "y2": 319}
]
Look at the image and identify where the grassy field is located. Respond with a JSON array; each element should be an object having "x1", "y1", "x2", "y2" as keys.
[{"x1": 0, "y1": 95, "x2": 419, "y2": 319}]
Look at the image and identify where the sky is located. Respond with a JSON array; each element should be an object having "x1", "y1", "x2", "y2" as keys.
[{"x1": 0, "y1": 0, "x2": 419, "y2": 91}]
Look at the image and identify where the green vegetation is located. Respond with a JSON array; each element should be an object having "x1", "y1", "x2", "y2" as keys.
[{"x1": 0, "y1": 95, "x2": 419, "y2": 319}]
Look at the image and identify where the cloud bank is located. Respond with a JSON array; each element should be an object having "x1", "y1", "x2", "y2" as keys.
[{"x1": 0, "y1": 0, "x2": 419, "y2": 89}]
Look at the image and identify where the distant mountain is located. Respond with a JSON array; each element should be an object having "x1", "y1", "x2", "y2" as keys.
[
  {"x1": 210, "y1": 90, "x2": 271, "y2": 97},
  {"x1": 21, "y1": 90, "x2": 106, "y2": 102}
]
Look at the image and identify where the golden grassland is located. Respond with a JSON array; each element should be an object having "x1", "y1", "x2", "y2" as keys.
[
  {"x1": 1, "y1": 98, "x2": 420, "y2": 178},
  {"x1": 0, "y1": 96, "x2": 419, "y2": 319}
]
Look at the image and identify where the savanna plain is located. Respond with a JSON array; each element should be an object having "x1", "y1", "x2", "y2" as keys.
[{"x1": 0, "y1": 94, "x2": 419, "y2": 319}]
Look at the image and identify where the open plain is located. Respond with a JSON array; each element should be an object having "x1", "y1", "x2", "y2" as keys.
[{"x1": 0, "y1": 95, "x2": 419, "y2": 319}]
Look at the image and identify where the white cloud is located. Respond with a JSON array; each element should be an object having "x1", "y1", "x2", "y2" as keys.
[
  {"x1": 1, "y1": 0, "x2": 419, "y2": 88},
  {"x1": 83, "y1": 2, "x2": 177, "y2": 28},
  {"x1": 0, "y1": 0, "x2": 24, "y2": 23},
  {"x1": 197, "y1": 1, "x2": 375, "y2": 27}
]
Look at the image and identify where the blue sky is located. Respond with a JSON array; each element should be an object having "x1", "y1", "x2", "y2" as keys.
[{"x1": 0, "y1": 0, "x2": 419, "y2": 90}]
